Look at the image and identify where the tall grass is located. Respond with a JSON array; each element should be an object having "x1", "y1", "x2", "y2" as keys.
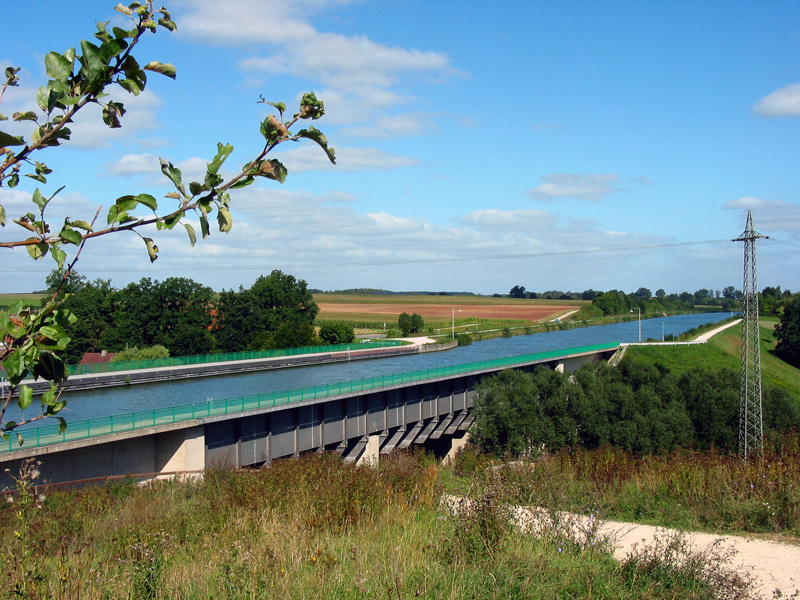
[
  {"x1": 453, "y1": 437, "x2": 800, "y2": 537},
  {"x1": 0, "y1": 449, "x2": 760, "y2": 599}
]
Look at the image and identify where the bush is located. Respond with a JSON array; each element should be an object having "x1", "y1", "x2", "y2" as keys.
[
  {"x1": 456, "y1": 333, "x2": 473, "y2": 346},
  {"x1": 318, "y1": 321, "x2": 355, "y2": 344},
  {"x1": 110, "y1": 345, "x2": 170, "y2": 362}
]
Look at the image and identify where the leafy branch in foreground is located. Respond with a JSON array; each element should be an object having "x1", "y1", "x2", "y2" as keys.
[{"x1": 0, "y1": 1, "x2": 335, "y2": 442}]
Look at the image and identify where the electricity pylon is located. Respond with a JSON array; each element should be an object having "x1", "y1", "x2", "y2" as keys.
[{"x1": 732, "y1": 210, "x2": 767, "y2": 459}]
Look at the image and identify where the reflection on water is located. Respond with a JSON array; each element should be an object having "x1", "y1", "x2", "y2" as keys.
[{"x1": 14, "y1": 312, "x2": 734, "y2": 425}]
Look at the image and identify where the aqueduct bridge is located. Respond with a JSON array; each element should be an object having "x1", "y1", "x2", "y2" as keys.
[{"x1": 0, "y1": 343, "x2": 618, "y2": 486}]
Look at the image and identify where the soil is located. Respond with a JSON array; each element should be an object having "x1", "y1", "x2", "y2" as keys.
[{"x1": 317, "y1": 303, "x2": 573, "y2": 321}]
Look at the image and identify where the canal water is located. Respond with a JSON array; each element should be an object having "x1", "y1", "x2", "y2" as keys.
[{"x1": 13, "y1": 312, "x2": 734, "y2": 426}]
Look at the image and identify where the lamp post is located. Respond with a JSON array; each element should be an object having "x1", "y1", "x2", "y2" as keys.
[
  {"x1": 451, "y1": 306, "x2": 461, "y2": 338},
  {"x1": 630, "y1": 307, "x2": 641, "y2": 342}
]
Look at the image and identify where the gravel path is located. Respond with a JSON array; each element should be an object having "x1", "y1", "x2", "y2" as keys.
[{"x1": 602, "y1": 519, "x2": 800, "y2": 599}]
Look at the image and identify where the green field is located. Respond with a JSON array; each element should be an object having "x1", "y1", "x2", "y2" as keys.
[{"x1": 0, "y1": 293, "x2": 44, "y2": 310}]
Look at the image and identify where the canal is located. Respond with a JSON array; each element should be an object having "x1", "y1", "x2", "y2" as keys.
[{"x1": 13, "y1": 312, "x2": 733, "y2": 426}]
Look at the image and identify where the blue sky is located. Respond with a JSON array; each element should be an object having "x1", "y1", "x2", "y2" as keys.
[{"x1": 2, "y1": 0, "x2": 799, "y2": 295}]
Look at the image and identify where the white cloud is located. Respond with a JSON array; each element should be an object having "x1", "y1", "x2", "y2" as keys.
[
  {"x1": 753, "y1": 83, "x2": 800, "y2": 118},
  {"x1": 462, "y1": 209, "x2": 557, "y2": 231},
  {"x1": 105, "y1": 153, "x2": 160, "y2": 177},
  {"x1": 340, "y1": 112, "x2": 438, "y2": 139},
  {"x1": 179, "y1": 0, "x2": 460, "y2": 134},
  {"x1": 724, "y1": 196, "x2": 800, "y2": 236},
  {"x1": 525, "y1": 173, "x2": 621, "y2": 202},
  {"x1": 278, "y1": 144, "x2": 420, "y2": 173},
  {"x1": 63, "y1": 90, "x2": 164, "y2": 149}
]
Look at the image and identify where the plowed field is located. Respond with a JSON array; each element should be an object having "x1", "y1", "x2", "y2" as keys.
[{"x1": 317, "y1": 303, "x2": 573, "y2": 322}]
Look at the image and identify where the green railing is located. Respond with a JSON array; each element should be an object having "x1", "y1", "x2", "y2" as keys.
[
  {"x1": 66, "y1": 340, "x2": 404, "y2": 375},
  {"x1": 2, "y1": 342, "x2": 619, "y2": 453}
]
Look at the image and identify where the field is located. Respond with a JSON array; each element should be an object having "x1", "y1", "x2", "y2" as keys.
[
  {"x1": 0, "y1": 293, "x2": 44, "y2": 310},
  {"x1": 314, "y1": 293, "x2": 585, "y2": 332}
]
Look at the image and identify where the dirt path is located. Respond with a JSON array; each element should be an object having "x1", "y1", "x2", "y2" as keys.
[
  {"x1": 694, "y1": 318, "x2": 742, "y2": 341},
  {"x1": 601, "y1": 519, "x2": 800, "y2": 599},
  {"x1": 460, "y1": 497, "x2": 800, "y2": 599}
]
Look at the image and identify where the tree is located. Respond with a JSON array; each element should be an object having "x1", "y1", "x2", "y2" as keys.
[
  {"x1": 775, "y1": 296, "x2": 800, "y2": 368},
  {"x1": 319, "y1": 322, "x2": 355, "y2": 345},
  {"x1": 0, "y1": 2, "x2": 335, "y2": 439},
  {"x1": 509, "y1": 285, "x2": 526, "y2": 299},
  {"x1": 397, "y1": 312, "x2": 424, "y2": 336}
]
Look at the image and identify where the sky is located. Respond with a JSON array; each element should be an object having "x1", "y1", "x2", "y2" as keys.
[{"x1": 1, "y1": 0, "x2": 799, "y2": 296}]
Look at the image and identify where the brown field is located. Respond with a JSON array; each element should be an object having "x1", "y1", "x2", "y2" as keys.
[{"x1": 316, "y1": 302, "x2": 576, "y2": 322}]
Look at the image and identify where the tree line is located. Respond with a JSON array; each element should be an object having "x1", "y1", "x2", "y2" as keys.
[
  {"x1": 46, "y1": 269, "x2": 353, "y2": 365},
  {"x1": 471, "y1": 359, "x2": 800, "y2": 457},
  {"x1": 507, "y1": 285, "x2": 745, "y2": 311}
]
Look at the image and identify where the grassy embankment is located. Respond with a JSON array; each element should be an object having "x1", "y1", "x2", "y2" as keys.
[{"x1": 627, "y1": 317, "x2": 800, "y2": 398}]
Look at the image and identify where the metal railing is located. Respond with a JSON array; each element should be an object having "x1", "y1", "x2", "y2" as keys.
[{"x1": 2, "y1": 342, "x2": 619, "y2": 453}]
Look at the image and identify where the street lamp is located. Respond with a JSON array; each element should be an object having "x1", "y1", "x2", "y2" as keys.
[
  {"x1": 630, "y1": 307, "x2": 641, "y2": 342},
  {"x1": 452, "y1": 306, "x2": 461, "y2": 338}
]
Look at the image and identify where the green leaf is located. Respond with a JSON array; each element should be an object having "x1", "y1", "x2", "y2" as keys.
[
  {"x1": 44, "y1": 51, "x2": 74, "y2": 82},
  {"x1": 298, "y1": 92, "x2": 325, "y2": 120},
  {"x1": 183, "y1": 222, "x2": 196, "y2": 247},
  {"x1": 217, "y1": 206, "x2": 233, "y2": 233},
  {"x1": 59, "y1": 227, "x2": 83, "y2": 246},
  {"x1": 57, "y1": 417, "x2": 68, "y2": 434},
  {"x1": 32, "y1": 351, "x2": 68, "y2": 383},
  {"x1": 49, "y1": 244, "x2": 66, "y2": 270},
  {"x1": 79, "y1": 39, "x2": 107, "y2": 87},
  {"x1": 114, "y1": 3, "x2": 132, "y2": 16},
  {"x1": 118, "y1": 78, "x2": 142, "y2": 95},
  {"x1": 0, "y1": 130, "x2": 25, "y2": 147},
  {"x1": 144, "y1": 237, "x2": 159, "y2": 262},
  {"x1": 25, "y1": 242, "x2": 49, "y2": 260},
  {"x1": 15, "y1": 432, "x2": 23, "y2": 447},
  {"x1": 268, "y1": 101, "x2": 286, "y2": 114},
  {"x1": 143, "y1": 61, "x2": 177, "y2": 79},
  {"x1": 230, "y1": 175, "x2": 255, "y2": 189},
  {"x1": 0, "y1": 204, "x2": 5, "y2": 226},
  {"x1": 17, "y1": 386, "x2": 33, "y2": 411},
  {"x1": 297, "y1": 127, "x2": 336, "y2": 164},
  {"x1": 134, "y1": 193, "x2": 158, "y2": 211},
  {"x1": 157, "y1": 212, "x2": 181, "y2": 230},
  {"x1": 8, "y1": 173, "x2": 19, "y2": 187},
  {"x1": 32, "y1": 188, "x2": 47, "y2": 210},
  {"x1": 69, "y1": 220, "x2": 93, "y2": 231},
  {"x1": 157, "y1": 17, "x2": 177, "y2": 32},
  {"x1": 46, "y1": 401, "x2": 66, "y2": 416},
  {"x1": 207, "y1": 142, "x2": 234, "y2": 175},
  {"x1": 159, "y1": 159, "x2": 184, "y2": 192},
  {"x1": 12, "y1": 111, "x2": 37, "y2": 122},
  {"x1": 199, "y1": 214, "x2": 210, "y2": 239}
]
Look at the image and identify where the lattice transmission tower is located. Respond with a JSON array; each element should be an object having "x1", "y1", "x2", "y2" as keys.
[{"x1": 732, "y1": 210, "x2": 767, "y2": 459}]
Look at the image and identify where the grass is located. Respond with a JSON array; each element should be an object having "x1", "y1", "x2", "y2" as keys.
[
  {"x1": 0, "y1": 293, "x2": 44, "y2": 310},
  {"x1": 628, "y1": 319, "x2": 800, "y2": 398},
  {"x1": 0, "y1": 450, "x2": 763, "y2": 599}
]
